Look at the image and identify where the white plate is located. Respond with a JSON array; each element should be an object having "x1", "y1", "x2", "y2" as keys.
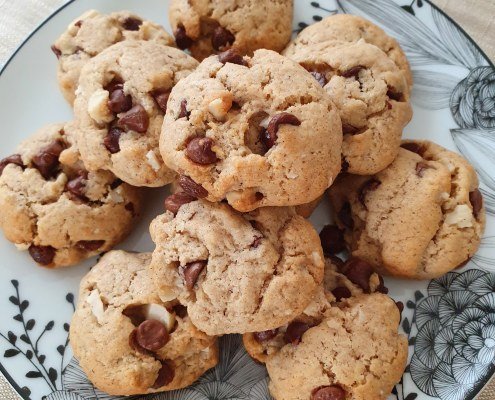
[{"x1": 0, "y1": 1, "x2": 494, "y2": 399}]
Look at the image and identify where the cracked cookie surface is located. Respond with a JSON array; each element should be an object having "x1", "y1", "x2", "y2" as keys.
[
  {"x1": 70, "y1": 251, "x2": 218, "y2": 396},
  {"x1": 285, "y1": 40, "x2": 412, "y2": 175},
  {"x1": 150, "y1": 199, "x2": 324, "y2": 335},
  {"x1": 169, "y1": 0, "x2": 293, "y2": 61},
  {"x1": 328, "y1": 141, "x2": 486, "y2": 279},
  {"x1": 0, "y1": 123, "x2": 141, "y2": 268},
  {"x1": 73, "y1": 40, "x2": 198, "y2": 187},
  {"x1": 160, "y1": 49, "x2": 342, "y2": 212},
  {"x1": 283, "y1": 14, "x2": 413, "y2": 87},
  {"x1": 52, "y1": 9, "x2": 175, "y2": 105}
]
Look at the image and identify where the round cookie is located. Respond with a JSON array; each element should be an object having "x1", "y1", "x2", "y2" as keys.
[
  {"x1": 73, "y1": 40, "x2": 198, "y2": 187},
  {"x1": 328, "y1": 140, "x2": 486, "y2": 279},
  {"x1": 52, "y1": 9, "x2": 175, "y2": 105},
  {"x1": 70, "y1": 251, "x2": 218, "y2": 396},
  {"x1": 160, "y1": 49, "x2": 342, "y2": 212},
  {"x1": 283, "y1": 14, "x2": 413, "y2": 87},
  {"x1": 169, "y1": 0, "x2": 293, "y2": 61},
  {"x1": 286, "y1": 40, "x2": 412, "y2": 175},
  {"x1": 243, "y1": 256, "x2": 389, "y2": 363},
  {"x1": 265, "y1": 292, "x2": 408, "y2": 400},
  {"x1": 0, "y1": 123, "x2": 141, "y2": 268},
  {"x1": 150, "y1": 198, "x2": 325, "y2": 335}
]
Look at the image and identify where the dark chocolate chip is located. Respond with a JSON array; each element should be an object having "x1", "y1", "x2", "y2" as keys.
[
  {"x1": 358, "y1": 178, "x2": 381, "y2": 208},
  {"x1": 136, "y1": 319, "x2": 170, "y2": 351},
  {"x1": 151, "y1": 89, "x2": 171, "y2": 113},
  {"x1": 416, "y1": 161, "x2": 434, "y2": 177},
  {"x1": 178, "y1": 175, "x2": 208, "y2": 198},
  {"x1": 182, "y1": 260, "x2": 207, "y2": 290},
  {"x1": 218, "y1": 49, "x2": 247, "y2": 66},
  {"x1": 117, "y1": 105, "x2": 149, "y2": 133},
  {"x1": 319, "y1": 225, "x2": 345, "y2": 255},
  {"x1": 32, "y1": 140, "x2": 65, "y2": 179},
  {"x1": 338, "y1": 202, "x2": 354, "y2": 229},
  {"x1": 253, "y1": 329, "x2": 278, "y2": 343},
  {"x1": 396, "y1": 301, "x2": 404, "y2": 314},
  {"x1": 262, "y1": 113, "x2": 301, "y2": 150},
  {"x1": 174, "y1": 24, "x2": 193, "y2": 50},
  {"x1": 76, "y1": 240, "x2": 105, "y2": 252},
  {"x1": 0, "y1": 154, "x2": 23, "y2": 176},
  {"x1": 211, "y1": 26, "x2": 235, "y2": 50},
  {"x1": 341, "y1": 65, "x2": 364, "y2": 78},
  {"x1": 387, "y1": 87, "x2": 403, "y2": 101},
  {"x1": 164, "y1": 192, "x2": 196, "y2": 215},
  {"x1": 104, "y1": 78, "x2": 124, "y2": 93},
  {"x1": 66, "y1": 172, "x2": 88, "y2": 200},
  {"x1": 129, "y1": 329, "x2": 153, "y2": 356},
  {"x1": 284, "y1": 321, "x2": 311, "y2": 345},
  {"x1": 108, "y1": 87, "x2": 132, "y2": 114},
  {"x1": 186, "y1": 137, "x2": 218, "y2": 165},
  {"x1": 376, "y1": 275, "x2": 389, "y2": 294},
  {"x1": 173, "y1": 304, "x2": 188, "y2": 319},
  {"x1": 311, "y1": 385, "x2": 346, "y2": 400},
  {"x1": 178, "y1": 99, "x2": 190, "y2": 119},
  {"x1": 110, "y1": 179, "x2": 123, "y2": 189},
  {"x1": 309, "y1": 71, "x2": 327, "y2": 87},
  {"x1": 74, "y1": 20, "x2": 83, "y2": 27},
  {"x1": 469, "y1": 189, "x2": 483, "y2": 218},
  {"x1": 342, "y1": 258, "x2": 374, "y2": 293},
  {"x1": 401, "y1": 142, "x2": 425, "y2": 156},
  {"x1": 328, "y1": 255, "x2": 345, "y2": 271},
  {"x1": 28, "y1": 245, "x2": 56, "y2": 266},
  {"x1": 122, "y1": 17, "x2": 142, "y2": 31},
  {"x1": 103, "y1": 127, "x2": 122, "y2": 154},
  {"x1": 152, "y1": 360, "x2": 175, "y2": 388},
  {"x1": 331, "y1": 286, "x2": 352, "y2": 302},
  {"x1": 51, "y1": 45, "x2": 61, "y2": 58}
]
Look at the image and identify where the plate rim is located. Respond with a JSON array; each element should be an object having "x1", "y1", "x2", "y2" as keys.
[{"x1": 0, "y1": 0, "x2": 494, "y2": 399}]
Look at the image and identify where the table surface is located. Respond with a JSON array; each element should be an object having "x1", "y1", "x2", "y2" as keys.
[{"x1": 0, "y1": 0, "x2": 493, "y2": 399}]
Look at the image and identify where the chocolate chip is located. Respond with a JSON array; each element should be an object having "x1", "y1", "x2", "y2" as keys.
[
  {"x1": 136, "y1": 319, "x2": 170, "y2": 351},
  {"x1": 108, "y1": 87, "x2": 132, "y2": 114},
  {"x1": 328, "y1": 255, "x2": 345, "y2": 271},
  {"x1": 338, "y1": 202, "x2": 354, "y2": 229},
  {"x1": 182, "y1": 260, "x2": 207, "y2": 290},
  {"x1": 76, "y1": 240, "x2": 105, "y2": 252},
  {"x1": 319, "y1": 225, "x2": 345, "y2": 255},
  {"x1": 164, "y1": 192, "x2": 196, "y2": 214},
  {"x1": 376, "y1": 275, "x2": 389, "y2": 294},
  {"x1": 104, "y1": 78, "x2": 124, "y2": 93},
  {"x1": 309, "y1": 71, "x2": 327, "y2": 87},
  {"x1": 331, "y1": 286, "x2": 352, "y2": 301},
  {"x1": 66, "y1": 172, "x2": 88, "y2": 200},
  {"x1": 32, "y1": 140, "x2": 65, "y2": 179},
  {"x1": 416, "y1": 161, "x2": 434, "y2": 177},
  {"x1": 129, "y1": 329, "x2": 153, "y2": 356},
  {"x1": 253, "y1": 329, "x2": 278, "y2": 343},
  {"x1": 74, "y1": 20, "x2": 83, "y2": 27},
  {"x1": 218, "y1": 49, "x2": 247, "y2": 66},
  {"x1": 110, "y1": 179, "x2": 123, "y2": 189},
  {"x1": 103, "y1": 127, "x2": 122, "y2": 154},
  {"x1": 117, "y1": 105, "x2": 149, "y2": 133},
  {"x1": 173, "y1": 304, "x2": 188, "y2": 318},
  {"x1": 0, "y1": 154, "x2": 23, "y2": 176},
  {"x1": 311, "y1": 385, "x2": 346, "y2": 400},
  {"x1": 178, "y1": 175, "x2": 208, "y2": 198},
  {"x1": 396, "y1": 301, "x2": 404, "y2": 314},
  {"x1": 284, "y1": 321, "x2": 311, "y2": 345},
  {"x1": 178, "y1": 99, "x2": 190, "y2": 119},
  {"x1": 51, "y1": 45, "x2": 61, "y2": 59},
  {"x1": 152, "y1": 360, "x2": 175, "y2": 388},
  {"x1": 151, "y1": 89, "x2": 171, "y2": 113},
  {"x1": 211, "y1": 26, "x2": 235, "y2": 50},
  {"x1": 122, "y1": 17, "x2": 142, "y2": 31},
  {"x1": 469, "y1": 189, "x2": 483, "y2": 218},
  {"x1": 28, "y1": 245, "x2": 55, "y2": 266},
  {"x1": 401, "y1": 142, "x2": 425, "y2": 156},
  {"x1": 387, "y1": 87, "x2": 403, "y2": 101},
  {"x1": 186, "y1": 137, "x2": 218, "y2": 165},
  {"x1": 341, "y1": 65, "x2": 364, "y2": 78},
  {"x1": 262, "y1": 113, "x2": 301, "y2": 150},
  {"x1": 174, "y1": 24, "x2": 193, "y2": 50},
  {"x1": 358, "y1": 178, "x2": 381, "y2": 208},
  {"x1": 342, "y1": 258, "x2": 374, "y2": 293}
]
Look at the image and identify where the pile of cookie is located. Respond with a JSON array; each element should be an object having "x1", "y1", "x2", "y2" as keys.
[{"x1": 0, "y1": 1, "x2": 486, "y2": 399}]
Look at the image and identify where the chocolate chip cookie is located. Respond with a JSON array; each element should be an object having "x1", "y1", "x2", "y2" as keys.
[
  {"x1": 70, "y1": 251, "x2": 218, "y2": 395},
  {"x1": 150, "y1": 198, "x2": 325, "y2": 335},
  {"x1": 73, "y1": 40, "x2": 198, "y2": 187},
  {"x1": 286, "y1": 40, "x2": 412, "y2": 175},
  {"x1": 0, "y1": 123, "x2": 141, "y2": 268},
  {"x1": 283, "y1": 14, "x2": 413, "y2": 87},
  {"x1": 160, "y1": 49, "x2": 342, "y2": 211},
  {"x1": 52, "y1": 10, "x2": 175, "y2": 105},
  {"x1": 243, "y1": 256, "x2": 389, "y2": 363},
  {"x1": 329, "y1": 141, "x2": 486, "y2": 279},
  {"x1": 169, "y1": 0, "x2": 293, "y2": 61}
]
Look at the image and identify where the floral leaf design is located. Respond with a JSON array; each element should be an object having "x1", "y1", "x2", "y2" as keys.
[
  {"x1": 4, "y1": 349, "x2": 20, "y2": 358},
  {"x1": 411, "y1": 70, "x2": 461, "y2": 110},
  {"x1": 248, "y1": 377, "x2": 271, "y2": 400},
  {"x1": 410, "y1": 354, "x2": 438, "y2": 396}
]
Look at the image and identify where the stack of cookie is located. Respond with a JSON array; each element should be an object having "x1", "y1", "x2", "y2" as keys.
[{"x1": 0, "y1": 1, "x2": 486, "y2": 399}]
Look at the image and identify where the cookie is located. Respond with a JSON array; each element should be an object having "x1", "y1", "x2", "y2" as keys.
[
  {"x1": 0, "y1": 123, "x2": 141, "y2": 268},
  {"x1": 243, "y1": 256, "x2": 388, "y2": 363},
  {"x1": 283, "y1": 14, "x2": 413, "y2": 87},
  {"x1": 286, "y1": 40, "x2": 412, "y2": 175},
  {"x1": 73, "y1": 40, "x2": 198, "y2": 187},
  {"x1": 150, "y1": 198, "x2": 325, "y2": 335},
  {"x1": 70, "y1": 251, "x2": 218, "y2": 395},
  {"x1": 160, "y1": 49, "x2": 342, "y2": 212},
  {"x1": 328, "y1": 141, "x2": 486, "y2": 279},
  {"x1": 169, "y1": 0, "x2": 293, "y2": 61},
  {"x1": 265, "y1": 292, "x2": 407, "y2": 400},
  {"x1": 52, "y1": 10, "x2": 175, "y2": 105}
]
